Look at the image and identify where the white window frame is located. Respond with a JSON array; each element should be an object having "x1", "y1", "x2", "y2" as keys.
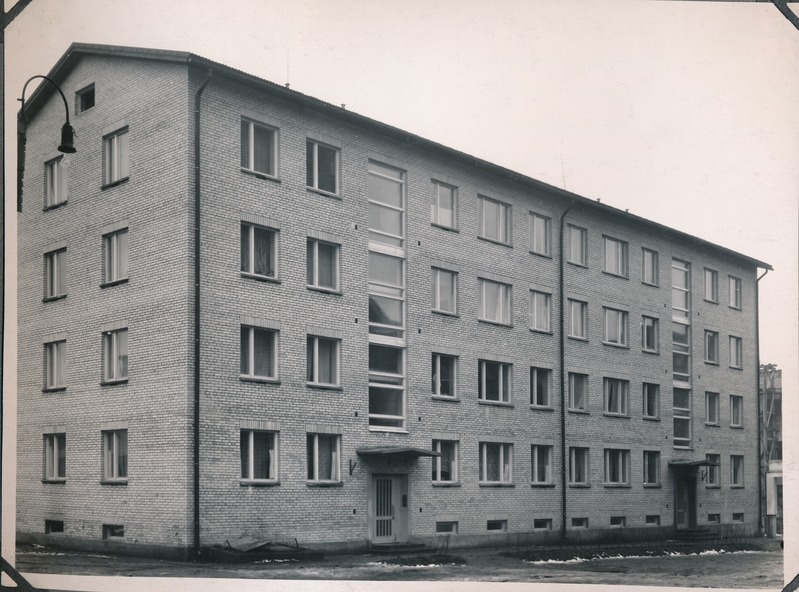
[
  {"x1": 603, "y1": 236, "x2": 628, "y2": 277},
  {"x1": 730, "y1": 455, "x2": 744, "y2": 487},
  {"x1": 729, "y1": 336, "x2": 743, "y2": 369},
  {"x1": 603, "y1": 377, "x2": 629, "y2": 416},
  {"x1": 431, "y1": 353, "x2": 457, "y2": 398},
  {"x1": 478, "y1": 278, "x2": 512, "y2": 325},
  {"x1": 368, "y1": 161, "x2": 405, "y2": 248},
  {"x1": 642, "y1": 248, "x2": 658, "y2": 286},
  {"x1": 704, "y1": 330, "x2": 719, "y2": 364},
  {"x1": 673, "y1": 387, "x2": 692, "y2": 449},
  {"x1": 531, "y1": 444, "x2": 553, "y2": 484},
  {"x1": 478, "y1": 359, "x2": 512, "y2": 403},
  {"x1": 102, "y1": 328, "x2": 128, "y2": 382},
  {"x1": 240, "y1": 429, "x2": 278, "y2": 482},
  {"x1": 642, "y1": 383, "x2": 660, "y2": 419},
  {"x1": 241, "y1": 118, "x2": 278, "y2": 177},
  {"x1": 306, "y1": 139, "x2": 339, "y2": 195},
  {"x1": 729, "y1": 276, "x2": 742, "y2": 309},
  {"x1": 240, "y1": 326, "x2": 278, "y2": 380},
  {"x1": 102, "y1": 429, "x2": 127, "y2": 481},
  {"x1": 705, "y1": 453, "x2": 720, "y2": 486},
  {"x1": 704, "y1": 268, "x2": 718, "y2": 303},
  {"x1": 306, "y1": 335, "x2": 340, "y2": 387},
  {"x1": 478, "y1": 195, "x2": 511, "y2": 245},
  {"x1": 529, "y1": 212, "x2": 551, "y2": 256},
  {"x1": 368, "y1": 343, "x2": 405, "y2": 430},
  {"x1": 431, "y1": 180, "x2": 458, "y2": 229},
  {"x1": 530, "y1": 290, "x2": 551, "y2": 332},
  {"x1": 368, "y1": 250, "x2": 405, "y2": 339},
  {"x1": 45, "y1": 156, "x2": 67, "y2": 207},
  {"x1": 642, "y1": 316, "x2": 658, "y2": 353},
  {"x1": 306, "y1": 433, "x2": 340, "y2": 482},
  {"x1": 431, "y1": 267, "x2": 457, "y2": 314},
  {"x1": 44, "y1": 433, "x2": 66, "y2": 480},
  {"x1": 672, "y1": 259, "x2": 691, "y2": 317},
  {"x1": 643, "y1": 450, "x2": 660, "y2": 486},
  {"x1": 569, "y1": 447, "x2": 589, "y2": 485},
  {"x1": 567, "y1": 299, "x2": 587, "y2": 339},
  {"x1": 44, "y1": 340, "x2": 66, "y2": 390},
  {"x1": 241, "y1": 222, "x2": 278, "y2": 279},
  {"x1": 567, "y1": 224, "x2": 587, "y2": 266},
  {"x1": 603, "y1": 448, "x2": 630, "y2": 485},
  {"x1": 530, "y1": 367, "x2": 551, "y2": 407},
  {"x1": 432, "y1": 439, "x2": 459, "y2": 483},
  {"x1": 104, "y1": 128, "x2": 129, "y2": 184},
  {"x1": 479, "y1": 442, "x2": 513, "y2": 484},
  {"x1": 44, "y1": 249, "x2": 66, "y2": 299},
  {"x1": 603, "y1": 307, "x2": 628, "y2": 346},
  {"x1": 730, "y1": 395, "x2": 743, "y2": 427},
  {"x1": 568, "y1": 372, "x2": 588, "y2": 411},
  {"x1": 306, "y1": 238, "x2": 339, "y2": 291},
  {"x1": 103, "y1": 228, "x2": 129, "y2": 284},
  {"x1": 705, "y1": 391, "x2": 720, "y2": 425}
]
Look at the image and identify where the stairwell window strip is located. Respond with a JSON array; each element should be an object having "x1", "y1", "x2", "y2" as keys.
[
  {"x1": 368, "y1": 161, "x2": 405, "y2": 248},
  {"x1": 368, "y1": 343, "x2": 405, "y2": 429}
]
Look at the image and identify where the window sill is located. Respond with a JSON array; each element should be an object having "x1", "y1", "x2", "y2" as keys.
[
  {"x1": 100, "y1": 379, "x2": 128, "y2": 387},
  {"x1": 730, "y1": 425, "x2": 744, "y2": 430},
  {"x1": 43, "y1": 295, "x2": 67, "y2": 303},
  {"x1": 478, "y1": 400, "x2": 513, "y2": 408},
  {"x1": 530, "y1": 328, "x2": 553, "y2": 336},
  {"x1": 307, "y1": 383, "x2": 343, "y2": 391},
  {"x1": 478, "y1": 319, "x2": 513, "y2": 328},
  {"x1": 730, "y1": 485, "x2": 745, "y2": 489},
  {"x1": 240, "y1": 376, "x2": 281, "y2": 385},
  {"x1": 603, "y1": 484, "x2": 631, "y2": 489},
  {"x1": 100, "y1": 479, "x2": 128, "y2": 486},
  {"x1": 602, "y1": 342, "x2": 630, "y2": 350},
  {"x1": 642, "y1": 281, "x2": 659, "y2": 288},
  {"x1": 42, "y1": 387, "x2": 66, "y2": 393},
  {"x1": 602, "y1": 271, "x2": 629, "y2": 280},
  {"x1": 704, "y1": 422, "x2": 720, "y2": 428},
  {"x1": 643, "y1": 484, "x2": 662, "y2": 489},
  {"x1": 431, "y1": 395, "x2": 459, "y2": 402},
  {"x1": 477, "y1": 235, "x2": 512, "y2": 248},
  {"x1": 705, "y1": 485, "x2": 721, "y2": 490},
  {"x1": 432, "y1": 482, "x2": 461, "y2": 488},
  {"x1": 568, "y1": 409, "x2": 589, "y2": 415},
  {"x1": 306, "y1": 481, "x2": 343, "y2": 488},
  {"x1": 530, "y1": 405, "x2": 554, "y2": 412},
  {"x1": 673, "y1": 445, "x2": 693, "y2": 451},
  {"x1": 43, "y1": 201, "x2": 68, "y2": 212},
  {"x1": 241, "y1": 168, "x2": 280, "y2": 183},
  {"x1": 530, "y1": 482, "x2": 556, "y2": 488},
  {"x1": 306, "y1": 186, "x2": 341, "y2": 200},
  {"x1": 240, "y1": 479, "x2": 280, "y2": 487},
  {"x1": 307, "y1": 285, "x2": 341, "y2": 295},
  {"x1": 642, "y1": 349, "x2": 659, "y2": 355},
  {"x1": 643, "y1": 416, "x2": 660, "y2": 422},
  {"x1": 479, "y1": 483, "x2": 515, "y2": 488},
  {"x1": 432, "y1": 309, "x2": 459, "y2": 318},
  {"x1": 368, "y1": 427, "x2": 409, "y2": 434},
  {"x1": 101, "y1": 278, "x2": 129, "y2": 289},
  {"x1": 567, "y1": 261, "x2": 588, "y2": 269},
  {"x1": 567, "y1": 336, "x2": 588, "y2": 343},
  {"x1": 729, "y1": 366, "x2": 743, "y2": 371},
  {"x1": 729, "y1": 306, "x2": 742, "y2": 312},
  {"x1": 241, "y1": 272, "x2": 280, "y2": 284},
  {"x1": 431, "y1": 222, "x2": 459, "y2": 233},
  {"x1": 704, "y1": 360, "x2": 719, "y2": 366},
  {"x1": 603, "y1": 412, "x2": 630, "y2": 419},
  {"x1": 529, "y1": 250, "x2": 552, "y2": 259},
  {"x1": 42, "y1": 478, "x2": 66, "y2": 484},
  {"x1": 101, "y1": 177, "x2": 129, "y2": 190},
  {"x1": 569, "y1": 483, "x2": 590, "y2": 489},
  {"x1": 704, "y1": 299, "x2": 719, "y2": 305}
]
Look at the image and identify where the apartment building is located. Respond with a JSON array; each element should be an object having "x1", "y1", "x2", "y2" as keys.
[{"x1": 16, "y1": 43, "x2": 770, "y2": 558}]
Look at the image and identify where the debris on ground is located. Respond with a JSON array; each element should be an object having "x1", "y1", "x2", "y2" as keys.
[
  {"x1": 381, "y1": 554, "x2": 467, "y2": 567},
  {"x1": 503, "y1": 541, "x2": 766, "y2": 563}
]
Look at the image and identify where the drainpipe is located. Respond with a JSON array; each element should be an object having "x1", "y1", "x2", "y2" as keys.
[
  {"x1": 755, "y1": 267, "x2": 769, "y2": 536},
  {"x1": 192, "y1": 66, "x2": 213, "y2": 560},
  {"x1": 558, "y1": 200, "x2": 574, "y2": 543}
]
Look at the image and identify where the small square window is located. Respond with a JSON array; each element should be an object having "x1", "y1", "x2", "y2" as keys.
[
  {"x1": 529, "y1": 213, "x2": 551, "y2": 256},
  {"x1": 729, "y1": 336, "x2": 743, "y2": 369},
  {"x1": 306, "y1": 239, "x2": 339, "y2": 291},
  {"x1": 102, "y1": 429, "x2": 128, "y2": 481},
  {"x1": 436, "y1": 521, "x2": 458, "y2": 534},
  {"x1": 705, "y1": 454, "x2": 720, "y2": 486},
  {"x1": 729, "y1": 276, "x2": 742, "y2": 309},
  {"x1": 642, "y1": 383, "x2": 660, "y2": 419},
  {"x1": 643, "y1": 451, "x2": 660, "y2": 485},
  {"x1": 604, "y1": 237, "x2": 628, "y2": 277},
  {"x1": 645, "y1": 515, "x2": 660, "y2": 526},
  {"x1": 306, "y1": 140, "x2": 339, "y2": 194},
  {"x1": 610, "y1": 516, "x2": 626, "y2": 528},
  {"x1": 704, "y1": 330, "x2": 719, "y2": 364},
  {"x1": 76, "y1": 84, "x2": 95, "y2": 113},
  {"x1": 569, "y1": 447, "x2": 589, "y2": 485},
  {"x1": 103, "y1": 228, "x2": 129, "y2": 285},
  {"x1": 478, "y1": 360, "x2": 511, "y2": 403},
  {"x1": 642, "y1": 248, "x2": 659, "y2": 286},
  {"x1": 530, "y1": 367, "x2": 551, "y2": 407},
  {"x1": 603, "y1": 307, "x2": 628, "y2": 346},
  {"x1": 44, "y1": 249, "x2": 67, "y2": 300},
  {"x1": 732, "y1": 512, "x2": 744, "y2": 523},
  {"x1": 571, "y1": 517, "x2": 589, "y2": 529},
  {"x1": 567, "y1": 225, "x2": 587, "y2": 266},
  {"x1": 487, "y1": 519, "x2": 508, "y2": 532},
  {"x1": 431, "y1": 181, "x2": 458, "y2": 229},
  {"x1": 241, "y1": 118, "x2": 277, "y2": 177},
  {"x1": 306, "y1": 433, "x2": 340, "y2": 482},
  {"x1": 432, "y1": 268, "x2": 457, "y2": 314},
  {"x1": 642, "y1": 316, "x2": 659, "y2": 353},
  {"x1": 704, "y1": 268, "x2": 718, "y2": 302},
  {"x1": 568, "y1": 373, "x2": 588, "y2": 411},
  {"x1": 44, "y1": 340, "x2": 66, "y2": 390},
  {"x1": 240, "y1": 326, "x2": 277, "y2": 380},
  {"x1": 241, "y1": 429, "x2": 278, "y2": 481},
  {"x1": 45, "y1": 520, "x2": 64, "y2": 534},
  {"x1": 705, "y1": 392, "x2": 720, "y2": 425},
  {"x1": 533, "y1": 518, "x2": 553, "y2": 531},
  {"x1": 478, "y1": 278, "x2": 512, "y2": 325},
  {"x1": 479, "y1": 442, "x2": 512, "y2": 483},
  {"x1": 708, "y1": 513, "x2": 721, "y2": 524},
  {"x1": 730, "y1": 395, "x2": 743, "y2": 427},
  {"x1": 102, "y1": 328, "x2": 128, "y2": 382},
  {"x1": 567, "y1": 299, "x2": 587, "y2": 339},
  {"x1": 478, "y1": 196, "x2": 511, "y2": 245},
  {"x1": 102, "y1": 524, "x2": 124, "y2": 539},
  {"x1": 603, "y1": 378, "x2": 629, "y2": 415},
  {"x1": 44, "y1": 433, "x2": 66, "y2": 480},
  {"x1": 432, "y1": 353, "x2": 457, "y2": 398},
  {"x1": 45, "y1": 157, "x2": 67, "y2": 207},
  {"x1": 432, "y1": 440, "x2": 458, "y2": 483},
  {"x1": 306, "y1": 335, "x2": 339, "y2": 387},
  {"x1": 531, "y1": 445, "x2": 552, "y2": 484},
  {"x1": 530, "y1": 290, "x2": 551, "y2": 332},
  {"x1": 104, "y1": 128, "x2": 129, "y2": 185},
  {"x1": 241, "y1": 223, "x2": 277, "y2": 279}
]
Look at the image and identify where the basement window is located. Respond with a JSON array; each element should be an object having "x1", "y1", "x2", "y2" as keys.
[
  {"x1": 571, "y1": 517, "x2": 588, "y2": 529},
  {"x1": 45, "y1": 520, "x2": 64, "y2": 534},
  {"x1": 610, "y1": 516, "x2": 626, "y2": 528},
  {"x1": 102, "y1": 524, "x2": 124, "y2": 538},
  {"x1": 487, "y1": 519, "x2": 508, "y2": 532},
  {"x1": 436, "y1": 521, "x2": 458, "y2": 534},
  {"x1": 533, "y1": 518, "x2": 552, "y2": 531},
  {"x1": 732, "y1": 513, "x2": 744, "y2": 523},
  {"x1": 645, "y1": 515, "x2": 660, "y2": 526},
  {"x1": 708, "y1": 514, "x2": 721, "y2": 524}
]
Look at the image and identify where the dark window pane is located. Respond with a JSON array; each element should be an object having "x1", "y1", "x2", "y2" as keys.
[{"x1": 317, "y1": 145, "x2": 337, "y2": 193}]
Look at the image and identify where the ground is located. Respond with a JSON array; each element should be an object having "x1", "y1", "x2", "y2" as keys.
[{"x1": 15, "y1": 539, "x2": 785, "y2": 589}]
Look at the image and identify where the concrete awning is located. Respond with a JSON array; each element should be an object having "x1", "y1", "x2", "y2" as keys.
[
  {"x1": 668, "y1": 459, "x2": 719, "y2": 468},
  {"x1": 356, "y1": 446, "x2": 441, "y2": 458}
]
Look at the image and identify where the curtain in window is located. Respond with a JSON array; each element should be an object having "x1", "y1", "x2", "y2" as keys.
[
  {"x1": 253, "y1": 125, "x2": 273, "y2": 174},
  {"x1": 117, "y1": 430, "x2": 128, "y2": 477},
  {"x1": 317, "y1": 242, "x2": 336, "y2": 288},
  {"x1": 253, "y1": 227, "x2": 274, "y2": 276},
  {"x1": 440, "y1": 442, "x2": 454, "y2": 481},
  {"x1": 317, "y1": 435, "x2": 336, "y2": 480},
  {"x1": 116, "y1": 330, "x2": 128, "y2": 378},
  {"x1": 317, "y1": 338, "x2": 337, "y2": 384},
  {"x1": 439, "y1": 357, "x2": 454, "y2": 396},
  {"x1": 252, "y1": 432, "x2": 272, "y2": 479},
  {"x1": 253, "y1": 329, "x2": 274, "y2": 377},
  {"x1": 317, "y1": 145, "x2": 337, "y2": 193}
]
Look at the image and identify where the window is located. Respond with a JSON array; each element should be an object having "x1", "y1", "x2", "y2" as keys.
[
  {"x1": 478, "y1": 360, "x2": 511, "y2": 403},
  {"x1": 478, "y1": 278, "x2": 511, "y2": 325},
  {"x1": 306, "y1": 433, "x2": 340, "y2": 482},
  {"x1": 567, "y1": 299, "x2": 587, "y2": 339},
  {"x1": 729, "y1": 276, "x2": 742, "y2": 309},
  {"x1": 704, "y1": 330, "x2": 719, "y2": 364},
  {"x1": 604, "y1": 237, "x2": 628, "y2": 277},
  {"x1": 730, "y1": 395, "x2": 743, "y2": 427},
  {"x1": 604, "y1": 449, "x2": 630, "y2": 485},
  {"x1": 436, "y1": 521, "x2": 458, "y2": 534},
  {"x1": 672, "y1": 259, "x2": 691, "y2": 317},
  {"x1": 102, "y1": 525, "x2": 124, "y2": 539},
  {"x1": 102, "y1": 329, "x2": 128, "y2": 382},
  {"x1": 306, "y1": 140, "x2": 338, "y2": 194},
  {"x1": 603, "y1": 378, "x2": 629, "y2": 415},
  {"x1": 241, "y1": 118, "x2": 277, "y2": 177},
  {"x1": 431, "y1": 353, "x2": 457, "y2": 398},
  {"x1": 44, "y1": 249, "x2": 66, "y2": 299},
  {"x1": 603, "y1": 307, "x2": 628, "y2": 346},
  {"x1": 673, "y1": 388, "x2": 691, "y2": 448},
  {"x1": 708, "y1": 513, "x2": 721, "y2": 524},
  {"x1": 705, "y1": 392, "x2": 720, "y2": 425},
  {"x1": 432, "y1": 440, "x2": 458, "y2": 483},
  {"x1": 568, "y1": 373, "x2": 588, "y2": 411},
  {"x1": 704, "y1": 268, "x2": 718, "y2": 302},
  {"x1": 45, "y1": 520, "x2": 64, "y2": 534},
  {"x1": 569, "y1": 447, "x2": 589, "y2": 485},
  {"x1": 645, "y1": 515, "x2": 660, "y2": 526},
  {"x1": 103, "y1": 229, "x2": 129, "y2": 284},
  {"x1": 431, "y1": 181, "x2": 457, "y2": 229},
  {"x1": 610, "y1": 516, "x2": 626, "y2": 528},
  {"x1": 479, "y1": 442, "x2": 512, "y2": 483},
  {"x1": 642, "y1": 316, "x2": 659, "y2": 352},
  {"x1": 534, "y1": 519, "x2": 553, "y2": 531},
  {"x1": 240, "y1": 326, "x2": 277, "y2": 380},
  {"x1": 45, "y1": 157, "x2": 67, "y2": 207},
  {"x1": 530, "y1": 290, "x2": 551, "y2": 332},
  {"x1": 306, "y1": 336, "x2": 339, "y2": 387},
  {"x1": 44, "y1": 433, "x2": 66, "y2": 480},
  {"x1": 571, "y1": 517, "x2": 588, "y2": 529},
  {"x1": 531, "y1": 445, "x2": 552, "y2": 484},
  {"x1": 306, "y1": 238, "x2": 339, "y2": 290},
  {"x1": 478, "y1": 196, "x2": 511, "y2": 245},
  {"x1": 705, "y1": 453, "x2": 720, "y2": 486},
  {"x1": 102, "y1": 429, "x2": 127, "y2": 481},
  {"x1": 530, "y1": 367, "x2": 551, "y2": 407},
  {"x1": 730, "y1": 455, "x2": 744, "y2": 487},
  {"x1": 567, "y1": 224, "x2": 587, "y2": 266},
  {"x1": 368, "y1": 344, "x2": 405, "y2": 429},
  {"x1": 643, "y1": 451, "x2": 660, "y2": 485},
  {"x1": 44, "y1": 340, "x2": 66, "y2": 390},
  {"x1": 673, "y1": 323, "x2": 691, "y2": 383},
  {"x1": 642, "y1": 383, "x2": 660, "y2": 419},
  {"x1": 241, "y1": 429, "x2": 277, "y2": 481},
  {"x1": 529, "y1": 213, "x2": 551, "y2": 256},
  {"x1": 732, "y1": 512, "x2": 744, "y2": 523},
  {"x1": 642, "y1": 248, "x2": 658, "y2": 285},
  {"x1": 77, "y1": 84, "x2": 95, "y2": 112},
  {"x1": 431, "y1": 268, "x2": 457, "y2": 314},
  {"x1": 487, "y1": 520, "x2": 508, "y2": 531},
  {"x1": 241, "y1": 223, "x2": 277, "y2": 279},
  {"x1": 368, "y1": 161, "x2": 405, "y2": 248},
  {"x1": 104, "y1": 128, "x2": 129, "y2": 184},
  {"x1": 369, "y1": 251, "x2": 404, "y2": 338},
  {"x1": 729, "y1": 336, "x2": 743, "y2": 369}
]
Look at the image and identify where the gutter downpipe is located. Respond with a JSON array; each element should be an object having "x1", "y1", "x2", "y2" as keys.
[
  {"x1": 193, "y1": 66, "x2": 213, "y2": 560},
  {"x1": 559, "y1": 200, "x2": 574, "y2": 543},
  {"x1": 755, "y1": 267, "x2": 769, "y2": 535}
]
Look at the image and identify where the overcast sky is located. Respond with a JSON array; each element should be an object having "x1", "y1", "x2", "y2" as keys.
[{"x1": 4, "y1": 0, "x2": 799, "y2": 587}]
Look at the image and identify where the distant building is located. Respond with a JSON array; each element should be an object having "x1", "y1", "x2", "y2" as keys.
[
  {"x1": 760, "y1": 364, "x2": 782, "y2": 538},
  {"x1": 16, "y1": 43, "x2": 771, "y2": 558}
]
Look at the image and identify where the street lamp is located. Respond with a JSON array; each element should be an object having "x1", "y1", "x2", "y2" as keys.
[{"x1": 17, "y1": 75, "x2": 76, "y2": 211}]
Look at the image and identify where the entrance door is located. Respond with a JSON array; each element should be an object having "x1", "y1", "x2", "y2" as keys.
[
  {"x1": 675, "y1": 477, "x2": 697, "y2": 529},
  {"x1": 372, "y1": 475, "x2": 408, "y2": 544}
]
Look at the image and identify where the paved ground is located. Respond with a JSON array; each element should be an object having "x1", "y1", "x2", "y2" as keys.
[{"x1": 15, "y1": 539, "x2": 785, "y2": 589}]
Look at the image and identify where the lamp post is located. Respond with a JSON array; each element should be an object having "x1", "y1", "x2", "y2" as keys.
[{"x1": 17, "y1": 74, "x2": 76, "y2": 211}]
